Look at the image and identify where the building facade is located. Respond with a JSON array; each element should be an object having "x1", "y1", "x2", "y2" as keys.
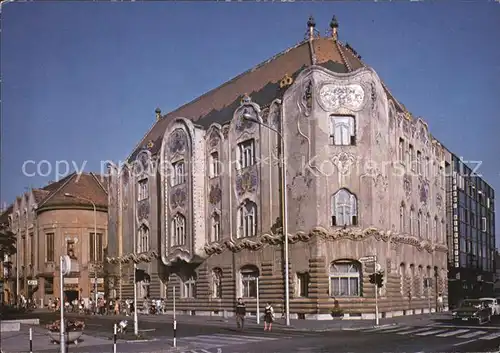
[
  {"x1": 1, "y1": 172, "x2": 108, "y2": 305},
  {"x1": 107, "y1": 17, "x2": 450, "y2": 319},
  {"x1": 447, "y1": 154, "x2": 496, "y2": 308}
]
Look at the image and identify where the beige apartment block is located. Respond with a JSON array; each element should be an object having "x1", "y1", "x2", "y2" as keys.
[{"x1": 1, "y1": 173, "x2": 108, "y2": 306}]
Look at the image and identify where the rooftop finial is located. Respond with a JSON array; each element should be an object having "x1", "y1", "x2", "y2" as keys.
[
  {"x1": 155, "y1": 107, "x2": 162, "y2": 121},
  {"x1": 307, "y1": 15, "x2": 316, "y2": 40},
  {"x1": 330, "y1": 15, "x2": 339, "y2": 41}
]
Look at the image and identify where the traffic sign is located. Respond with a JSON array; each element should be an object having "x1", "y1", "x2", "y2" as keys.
[{"x1": 358, "y1": 256, "x2": 376, "y2": 263}]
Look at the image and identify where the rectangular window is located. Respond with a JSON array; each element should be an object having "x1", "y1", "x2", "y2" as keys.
[
  {"x1": 172, "y1": 160, "x2": 186, "y2": 186},
  {"x1": 44, "y1": 277, "x2": 54, "y2": 295},
  {"x1": 330, "y1": 116, "x2": 355, "y2": 146},
  {"x1": 481, "y1": 217, "x2": 487, "y2": 232},
  {"x1": 89, "y1": 232, "x2": 103, "y2": 262},
  {"x1": 29, "y1": 233, "x2": 34, "y2": 266},
  {"x1": 137, "y1": 179, "x2": 149, "y2": 201},
  {"x1": 398, "y1": 138, "x2": 404, "y2": 163},
  {"x1": 212, "y1": 214, "x2": 221, "y2": 242},
  {"x1": 209, "y1": 152, "x2": 220, "y2": 178},
  {"x1": 296, "y1": 272, "x2": 309, "y2": 298},
  {"x1": 46, "y1": 233, "x2": 55, "y2": 262},
  {"x1": 241, "y1": 272, "x2": 257, "y2": 298},
  {"x1": 237, "y1": 140, "x2": 255, "y2": 169},
  {"x1": 409, "y1": 145, "x2": 415, "y2": 171},
  {"x1": 182, "y1": 277, "x2": 196, "y2": 298},
  {"x1": 416, "y1": 151, "x2": 422, "y2": 175},
  {"x1": 439, "y1": 166, "x2": 445, "y2": 187}
]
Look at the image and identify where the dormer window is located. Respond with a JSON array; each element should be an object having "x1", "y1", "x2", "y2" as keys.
[
  {"x1": 330, "y1": 116, "x2": 355, "y2": 146},
  {"x1": 172, "y1": 160, "x2": 186, "y2": 186}
]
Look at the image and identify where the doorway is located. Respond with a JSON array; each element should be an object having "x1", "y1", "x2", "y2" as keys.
[{"x1": 64, "y1": 290, "x2": 79, "y2": 303}]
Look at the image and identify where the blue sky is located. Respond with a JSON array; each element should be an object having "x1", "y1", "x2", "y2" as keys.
[{"x1": 1, "y1": 2, "x2": 499, "y2": 238}]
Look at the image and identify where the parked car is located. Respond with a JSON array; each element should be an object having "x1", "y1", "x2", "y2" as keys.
[
  {"x1": 452, "y1": 299, "x2": 491, "y2": 324},
  {"x1": 479, "y1": 297, "x2": 500, "y2": 316}
]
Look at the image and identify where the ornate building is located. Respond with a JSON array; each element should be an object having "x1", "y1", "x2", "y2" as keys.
[
  {"x1": 107, "y1": 16, "x2": 449, "y2": 319},
  {"x1": 1, "y1": 173, "x2": 108, "y2": 305}
]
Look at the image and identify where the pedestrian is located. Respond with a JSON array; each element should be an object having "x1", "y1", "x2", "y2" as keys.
[
  {"x1": 264, "y1": 302, "x2": 274, "y2": 331},
  {"x1": 235, "y1": 298, "x2": 246, "y2": 330},
  {"x1": 437, "y1": 293, "x2": 444, "y2": 312}
]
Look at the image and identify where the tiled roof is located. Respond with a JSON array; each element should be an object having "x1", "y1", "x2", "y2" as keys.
[
  {"x1": 33, "y1": 189, "x2": 50, "y2": 203},
  {"x1": 128, "y1": 32, "x2": 404, "y2": 162},
  {"x1": 37, "y1": 172, "x2": 108, "y2": 210}
]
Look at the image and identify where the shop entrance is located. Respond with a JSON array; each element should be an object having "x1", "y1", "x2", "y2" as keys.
[{"x1": 64, "y1": 290, "x2": 79, "y2": 303}]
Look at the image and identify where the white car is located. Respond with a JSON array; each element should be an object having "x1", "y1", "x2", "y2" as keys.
[{"x1": 479, "y1": 297, "x2": 500, "y2": 316}]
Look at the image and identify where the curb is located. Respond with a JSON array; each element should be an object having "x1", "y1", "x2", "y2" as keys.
[{"x1": 123, "y1": 338, "x2": 159, "y2": 343}]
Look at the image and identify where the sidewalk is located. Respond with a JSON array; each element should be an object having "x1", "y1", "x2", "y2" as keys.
[{"x1": 65, "y1": 310, "x2": 451, "y2": 332}]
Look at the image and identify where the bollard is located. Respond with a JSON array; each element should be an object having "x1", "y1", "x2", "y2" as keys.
[
  {"x1": 113, "y1": 323, "x2": 117, "y2": 353},
  {"x1": 29, "y1": 327, "x2": 33, "y2": 353},
  {"x1": 173, "y1": 320, "x2": 177, "y2": 348}
]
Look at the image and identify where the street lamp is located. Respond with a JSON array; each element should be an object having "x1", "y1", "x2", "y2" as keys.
[
  {"x1": 242, "y1": 111, "x2": 291, "y2": 326},
  {"x1": 64, "y1": 193, "x2": 98, "y2": 314}
]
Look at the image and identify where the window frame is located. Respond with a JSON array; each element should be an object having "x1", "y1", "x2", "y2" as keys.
[
  {"x1": 171, "y1": 160, "x2": 186, "y2": 186},
  {"x1": 172, "y1": 214, "x2": 186, "y2": 246},
  {"x1": 296, "y1": 272, "x2": 310, "y2": 298},
  {"x1": 211, "y1": 213, "x2": 221, "y2": 242},
  {"x1": 209, "y1": 152, "x2": 220, "y2": 178},
  {"x1": 137, "y1": 178, "x2": 149, "y2": 201},
  {"x1": 237, "y1": 139, "x2": 255, "y2": 170},
  {"x1": 137, "y1": 225, "x2": 150, "y2": 253},
  {"x1": 237, "y1": 200, "x2": 257, "y2": 238},
  {"x1": 330, "y1": 115, "x2": 356, "y2": 146},
  {"x1": 89, "y1": 232, "x2": 103, "y2": 263},
  {"x1": 331, "y1": 189, "x2": 358, "y2": 227},
  {"x1": 46, "y1": 232, "x2": 55, "y2": 262},
  {"x1": 212, "y1": 268, "x2": 223, "y2": 299},
  {"x1": 240, "y1": 266, "x2": 259, "y2": 298},
  {"x1": 329, "y1": 260, "x2": 361, "y2": 297},
  {"x1": 182, "y1": 276, "x2": 196, "y2": 299}
]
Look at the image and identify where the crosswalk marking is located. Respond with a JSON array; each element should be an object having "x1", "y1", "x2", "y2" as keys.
[
  {"x1": 479, "y1": 332, "x2": 500, "y2": 340},
  {"x1": 380, "y1": 326, "x2": 413, "y2": 333},
  {"x1": 363, "y1": 326, "x2": 398, "y2": 333},
  {"x1": 436, "y1": 329, "x2": 470, "y2": 337},
  {"x1": 397, "y1": 327, "x2": 435, "y2": 335},
  {"x1": 175, "y1": 333, "x2": 286, "y2": 350},
  {"x1": 416, "y1": 329, "x2": 448, "y2": 336},
  {"x1": 457, "y1": 331, "x2": 486, "y2": 339}
]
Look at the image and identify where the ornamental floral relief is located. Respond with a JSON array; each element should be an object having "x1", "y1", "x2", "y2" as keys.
[
  {"x1": 208, "y1": 130, "x2": 220, "y2": 148},
  {"x1": 169, "y1": 129, "x2": 187, "y2": 154},
  {"x1": 403, "y1": 174, "x2": 412, "y2": 199},
  {"x1": 318, "y1": 83, "x2": 365, "y2": 112},
  {"x1": 137, "y1": 200, "x2": 150, "y2": 220},
  {"x1": 436, "y1": 194, "x2": 443, "y2": 210},
  {"x1": 170, "y1": 187, "x2": 187, "y2": 209},
  {"x1": 331, "y1": 151, "x2": 357, "y2": 175},
  {"x1": 235, "y1": 168, "x2": 258, "y2": 196},
  {"x1": 209, "y1": 184, "x2": 222, "y2": 205}
]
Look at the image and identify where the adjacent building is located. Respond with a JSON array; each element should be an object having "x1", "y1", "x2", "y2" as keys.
[
  {"x1": 1, "y1": 172, "x2": 108, "y2": 305},
  {"x1": 447, "y1": 154, "x2": 496, "y2": 308},
  {"x1": 107, "y1": 17, "x2": 451, "y2": 319}
]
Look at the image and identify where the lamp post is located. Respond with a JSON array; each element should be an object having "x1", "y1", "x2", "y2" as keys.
[
  {"x1": 242, "y1": 111, "x2": 290, "y2": 326},
  {"x1": 63, "y1": 193, "x2": 98, "y2": 313}
]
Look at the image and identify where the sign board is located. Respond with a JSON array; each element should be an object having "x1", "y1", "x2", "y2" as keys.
[
  {"x1": 27, "y1": 279, "x2": 38, "y2": 286},
  {"x1": 358, "y1": 256, "x2": 376, "y2": 263}
]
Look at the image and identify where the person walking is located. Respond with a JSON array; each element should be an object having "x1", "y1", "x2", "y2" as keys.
[
  {"x1": 263, "y1": 302, "x2": 274, "y2": 331},
  {"x1": 437, "y1": 293, "x2": 444, "y2": 312},
  {"x1": 235, "y1": 298, "x2": 246, "y2": 330}
]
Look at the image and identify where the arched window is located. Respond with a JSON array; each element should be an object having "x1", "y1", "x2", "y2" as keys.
[
  {"x1": 171, "y1": 214, "x2": 186, "y2": 246},
  {"x1": 400, "y1": 202, "x2": 406, "y2": 232},
  {"x1": 137, "y1": 225, "x2": 149, "y2": 253},
  {"x1": 237, "y1": 200, "x2": 257, "y2": 238},
  {"x1": 417, "y1": 211, "x2": 422, "y2": 237},
  {"x1": 211, "y1": 213, "x2": 221, "y2": 242},
  {"x1": 425, "y1": 214, "x2": 430, "y2": 240},
  {"x1": 399, "y1": 263, "x2": 406, "y2": 295},
  {"x1": 331, "y1": 189, "x2": 358, "y2": 226},
  {"x1": 409, "y1": 264, "x2": 415, "y2": 296},
  {"x1": 212, "y1": 268, "x2": 223, "y2": 299},
  {"x1": 240, "y1": 265, "x2": 259, "y2": 298},
  {"x1": 418, "y1": 265, "x2": 424, "y2": 297},
  {"x1": 330, "y1": 116, "x2": 355, "y2": 146},
  {"x1": 425, "y1": 266, "x2": 432, "y2": 296},
  {"x1": 409, "y1": 207, "x2": 415, "y2": 235},
  {"x1": 329, "y1": 260, "x2": 360, "y2": 297}
]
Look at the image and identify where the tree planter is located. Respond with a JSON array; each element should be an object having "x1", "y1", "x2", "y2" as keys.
[{"x1": 48, "y1": 330, "x2": 84, "y2": 345}]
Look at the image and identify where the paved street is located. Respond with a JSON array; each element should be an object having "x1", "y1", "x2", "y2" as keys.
[{"x1": 4, "y1": 311, "x2": 500, "y2": 352}]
